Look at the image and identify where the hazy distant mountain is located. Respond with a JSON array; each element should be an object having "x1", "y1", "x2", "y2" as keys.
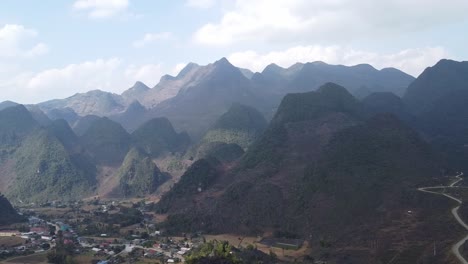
[
  {"x1": 0, "y1": 101, "x2": 19, "y2": 111},
  {"x1": 239, "y1": 68, "x2": 254, "y2": 79},
  {"x1": 108, "y1": 100, "x2": 148, "y2": 132},
  {"x1": 152, "y1": 58, "x2": 264, "y2": 139},
  {"x1": 404, "y1": 59, "x2": 468, "y2": 114},
  {"x1": 0, "y1": 105, "x2": 39, "y2": 148},
  {"x1": 39, "y1": 90, "x2": 126, "y2": 116},
  {"x1": 44, "y1": 107, "x2": 79, "y2": 124},
  {"x1": 254, "y1": 62, "x2": 414, "y2": 100},
  {"x1": 80, "y1": 117, "x2": 132, "y2": 165},
  {"x1": 190, "y1": 103, "x2": 267, "y2": 161},
  {"x1": 46, "y1": 119, "x2": 81, "y2": 151},
  {"x1": 72, "y1": 115, "x2": 101, "y2": 136},
  {"x1": 121, "y1": 81, "x2": 150, "y2": 104},
  {"x1": 295, "y1": 63, "x2": 414, "y2": 96},
  {"x1": 121, "y1": 63, "x2": 202, "y2": 109},
  {"x1": 115, "y1": 147, "x2": 166, "y2": 197},
  {"x1": 252, "y1": 62, "x2": 304, "y2": 88},
  {"x1": 131, "y1": 117, "x2": 190, "y2": 158},
  {"x1": 25, "y1": 58, "x2": 415, "y2": 139},
  {"x1": 362, "y1": 92, "x2": 411, "y2": 121},
  {"x1": 200, "y1": 103, "x2": 267, "y2": 149},
  {"x1": 25, "y1": 105, "x2": 52, "y2": 126}
]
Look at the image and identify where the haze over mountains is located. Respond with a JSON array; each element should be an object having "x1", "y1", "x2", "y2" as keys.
[
  {"x1": 1, "y1": 57, "x2": 468, "y2": 262},
  {"x1": 26, "y1": 58, "x2": 414, "y2": 139}
]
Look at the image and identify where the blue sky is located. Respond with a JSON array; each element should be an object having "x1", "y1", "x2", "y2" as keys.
[{"x1": 1, "y1": 0, "x2": 467, "y2": 103}]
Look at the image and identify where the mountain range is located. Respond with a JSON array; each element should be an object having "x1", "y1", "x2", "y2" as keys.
[
  {"x1": 0, "y1": 57, "x2": 467, "y2": 262},
  {"x1": 24, "y1": 58, "x2": 414, "y2": 139}
]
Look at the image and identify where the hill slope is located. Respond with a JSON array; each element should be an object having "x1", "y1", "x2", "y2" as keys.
[
  {"x1": 0, "y1": 194, "x2": 24, "y2": 225},
  {"x1": 39, "y1": 90, "x2": 125, "y2": 116},
  {"x1": 115, "y1": 148, "x2": 166, "y2": 197},
  {"x1": 0, "y1": 105, "x2": 39, "y2": 151},
  {"x1": 81, "y1": 117, "x2": 132, "y2": 165},
  {"x1": 362, "y1": 92, "x2": 411, "y2": 121},
  {"x1": 200, "y1": 103, "x2": 267, "y2": 149},
  {"x1": 157, "y1": 84, "x2": 440, "y2": 247},
  {"x1": 8, "y1": 128, "x2": 96, "y2": 202},
  {"x1": 131, "y1": 117, "x2": 190, "y2": 158},
  {"x1": 404, "y1": 59, "x2": 468, "y2": 114}
]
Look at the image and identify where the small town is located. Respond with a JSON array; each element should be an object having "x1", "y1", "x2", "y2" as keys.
[
  {"x1": 1, "y1": 199, "x2": 197, "y2": 264},
  {"x1": 0, "y1": 199, "x2": 306, "y2": 264}
]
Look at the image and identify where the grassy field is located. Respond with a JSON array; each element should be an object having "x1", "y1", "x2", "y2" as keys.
[
  {"x1": 0, "y1": 237, "x2": 25, "y2": 248},
  {"x1": 1, "y1": 252, "x2": 48, "y2": 264},
  {"x1": 73, "y1": 251, "x2": 96, "y2": 264},
  {"x1": 204, "y1": 234, "x2": 311, "y2": 262}
]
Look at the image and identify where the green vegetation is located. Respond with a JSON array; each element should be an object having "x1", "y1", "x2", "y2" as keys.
[
  {"x1": 197, "y1": 142, "x2": 244, "y2": 163},
  {"x1": 47, "y1": 230, "x2": 76, "y2": 264},
  {"x1": 272, "y1": 82, "x2": 363, "y2": 125},
  {"x1": 201, "y1": 129, "x2": 259, "y2": 151},
  {"x1": 297, "y1": 114, "x2": 439, "y2": 225},
  {"x1": 185, "y1": 240, "x2": 276, "y2": 264},
  {"x1": 131, "y1": 117, "x2": 190, "y2": 157},
  {"x1": 46, "y1": 119, "x2": 80, "y2": 151},
  {"x1": 117, "y1": 147, "x2": 166, "y2": 197},
  {"x1": 0, "y1": 105, "x2": 38, "y2": 157},
  {"x1": 77, "y1": 206, "x2": 143, "y2": 236},
  {"x1": 185, "y1": 241, "x2": 240, "y2": 264},
  {"x1": 155, "y1": 158, "x2": 220, "y2": 213},
  {"x1": 8, "y1": 129, "x2": 96, "y2": 202},
  {"x1": 196, "y1": 103, "x2": 267, "y2": 153},
  {"x1": 81, "y1": 117, "x2": 131, "y2": 165},
  {"x1": 241, "y1": 82, "x2": 363, "y2": 169}
]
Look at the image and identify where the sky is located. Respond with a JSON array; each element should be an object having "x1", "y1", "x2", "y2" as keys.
[{"x1": 1, "y1": 0, "x2": 467, "y2": 104}]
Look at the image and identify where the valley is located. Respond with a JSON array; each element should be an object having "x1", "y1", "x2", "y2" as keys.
[{"x1": 1, "y1": 58, "x2": 468, "y2": 263}]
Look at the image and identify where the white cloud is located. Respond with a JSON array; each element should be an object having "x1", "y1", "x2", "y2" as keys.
[
  {"x1": 0, "y1": 24, "x2": 48, "y2": 58},
  {"x1": 73, "y1": 0, "x2": 129, "y2": 18},
  {"x1": 125, "y1": 63, "x2": 163, "y2": 87},
  {"x1": 132, "y1": 32, "x2": 172, "y2": 48},
  {"x1": 228, "y1": 45, "x2": 450, "y2": 76},
  {"x1": 0, "y1": 58, "x2": 167, "y2": 103},
  {"x1": 186, "y1": 0, "x2": 216, "y2": 9},
  {"x1": 194, "y1": 0, "x2": 468, "y2": 45},
  {"x1": 26, "y1": 58, "x2": 123, "y2": 100}
]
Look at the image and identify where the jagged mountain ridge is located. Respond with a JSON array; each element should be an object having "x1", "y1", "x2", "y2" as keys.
[
  {"x1": 27, "y1": 58, "x2": 414, "y2": 141},
  {"x1": 155, "y1": 83, "x2": 442, "y2": 264},
  {"x1": 0, "y1": 104, "x2": 192, "y2": 202}
]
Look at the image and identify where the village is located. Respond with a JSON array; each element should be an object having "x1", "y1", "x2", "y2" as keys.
[
  {"x1": 0, "y1": 199, "x2": 201, "y2": 264},
  {"x1": 0, "y1": 199, "x2": 308, "y2": 264}
]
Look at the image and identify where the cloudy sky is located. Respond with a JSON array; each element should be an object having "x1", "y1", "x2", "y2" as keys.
[{"x1": 1, "y1": 0, "x2": 467, "y2": 103}]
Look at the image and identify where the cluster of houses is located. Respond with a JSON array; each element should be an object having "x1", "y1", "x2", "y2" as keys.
[
  {"x1": 0, "y1": 217, "x2": 54, "y2": 257},
  {"x1": 1, "y1": 201, "x2": 204, "y2": 263},
  {"x1": 77, "y1": 235, "x2": 193, "y2": 263}
]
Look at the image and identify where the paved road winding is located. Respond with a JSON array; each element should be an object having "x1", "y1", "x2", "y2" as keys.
[{"x1": 418, "y1": 173, "x2": 467, "y2": 264}]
